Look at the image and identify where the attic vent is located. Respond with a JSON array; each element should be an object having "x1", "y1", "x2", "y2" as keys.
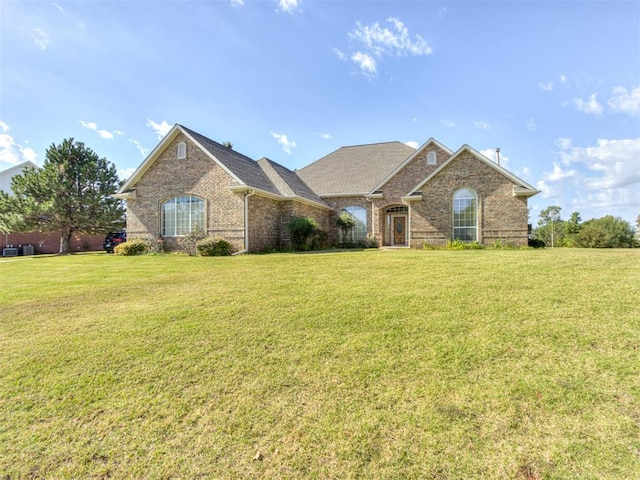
[
  {"x1": 427, "y1": 151, "x2": 437, "y2": 165},
  {"x1": 177, "y1": 141, "x2": 186, "y2": 159}
]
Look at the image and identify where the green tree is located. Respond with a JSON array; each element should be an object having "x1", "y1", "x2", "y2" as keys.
[
  {"x1": 337, "y1": 211, "x2": 356, "y2": 247},
  {"x1": 563, "y1": 211, "x2": 582, "y2": 247},
  {"x1": 575, "y1": 215, "x2": 636, "y2": 248},
  {"x1": 288, "y1": 216, "x2": 318, "y2": 251},
  {"x1": 535, "y1": 206, "x2": 563, "y2": 247},
  {"x1": 0, "y1": 138, "x2": 124, "y2": 253}
]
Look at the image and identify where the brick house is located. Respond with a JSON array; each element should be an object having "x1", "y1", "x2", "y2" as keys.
[{"x1": 115, "y1": 124, "x2": 539, "y2": 252}]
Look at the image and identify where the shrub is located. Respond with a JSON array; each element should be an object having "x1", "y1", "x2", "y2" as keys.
[
  {"x1": 178, "y1": 227, "x2": 207, "y2": 255},
  {"x1": 528, "y1": 238, "x2": 546, "y2": 248},
  {"x1": 196, "y1": 236, "x2": 235, "y2": 256},
  {"x1": 491, "y1": 239, "x2": 516, "y2": 249},
  {"x1": 288, "y1": 216, "x2": 318, "y2": 251},
  {"x1": 311, "y1": 229, "x2": 329, "y2": 251},
  {"x1": 114, "y1": 239, "x2": 149, "y2": 256},
  {"x1": 357, "y1": 236, "x2": 379, "y2": 249},
  {"x1": 446, "y1": 239, "x2": 484, "y2": 250}
]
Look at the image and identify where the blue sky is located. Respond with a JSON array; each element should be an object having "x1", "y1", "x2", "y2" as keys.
[{"x1": 1, "y1": 0, "x2": 638, "y2": 225}]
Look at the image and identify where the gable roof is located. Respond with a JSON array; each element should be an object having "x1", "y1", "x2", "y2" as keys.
[
  {"x1": 180, "y1": 126, "x2": 280, "y2": 196},
  {"x1": 408, "y1": 144, "x2": 540, "y2": 197},
  {"x1": 372, "y1": 137, "x2": 453, "y2": 192},
  {"x1": 256, "y1": 157, "x2": 327, "y2": 205},
  {"x1": 296, "y1": 142, "x2": 416, "y2": 196},
  {"x1": 116, "y1": 124, "x2": 329, "y2": 208}
]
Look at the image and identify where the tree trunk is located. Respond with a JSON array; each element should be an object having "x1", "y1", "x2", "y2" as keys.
[{"x1": 59, "y1": 230, "x2": 73, "y2": 254}]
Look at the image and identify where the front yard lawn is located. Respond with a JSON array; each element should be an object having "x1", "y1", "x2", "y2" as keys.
[{"x1": 0, "y1": 249, "x2": 638, "y2": 478}]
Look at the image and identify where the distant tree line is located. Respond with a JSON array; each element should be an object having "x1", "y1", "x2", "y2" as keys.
[{"x1": 532, "y1": 206, "x2": 638, "y2": 248}]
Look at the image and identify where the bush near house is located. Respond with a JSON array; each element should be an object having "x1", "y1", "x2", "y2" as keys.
[
  {"x1": 113, "y1": 239, "x2": 149, "y2": 256},
  {"x1": 196, "y1": 236, "x2": 235, "y2": 256}
]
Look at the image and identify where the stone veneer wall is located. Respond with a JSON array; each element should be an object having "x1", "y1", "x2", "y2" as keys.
[
  {"x1": 410, "y1": 152, "x2": 529, "y2": 247},
  {"x1": 125, "y1": 133, "x2": 246, "y2": 252}
]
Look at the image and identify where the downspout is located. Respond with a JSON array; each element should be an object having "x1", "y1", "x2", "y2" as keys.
[{"x1": 233, "y1": 189, "x2": 255, "y2": 255}]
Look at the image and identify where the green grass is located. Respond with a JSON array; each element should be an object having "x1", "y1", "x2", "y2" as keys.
[{"x1": 0, "y1": 249, "x2": 638, "y2": 479}]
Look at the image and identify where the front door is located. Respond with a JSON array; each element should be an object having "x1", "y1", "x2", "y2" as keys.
[{"x1": 393, "y1": 216, "x2": 406, "y2": 246}]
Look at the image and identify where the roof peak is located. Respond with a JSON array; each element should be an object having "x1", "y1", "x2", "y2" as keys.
[{"x1": 339, "y1": 140, "x2": 411, "y2": 149}]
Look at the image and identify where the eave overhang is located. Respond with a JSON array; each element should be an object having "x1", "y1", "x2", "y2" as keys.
[
  {"x1": 401, "y1": 193, "x2": 422, "y2": 203},
  {"x1": 228, "y1": 185, "x2": 332, "y2": 211},
  {"x1": 112, "y1": 190, "x2": 136, "y2": 200},
  {"x1": 513, "y1": 185, "x2": 541, "y2": 197}
]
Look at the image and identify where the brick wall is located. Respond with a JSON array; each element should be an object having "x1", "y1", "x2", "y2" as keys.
[
  {"x1": 125, "y1": 133, "x2": 246, "y2": 252},
  {"x1": 410, "y1": 152, "x2": 530, "y2": 247}
]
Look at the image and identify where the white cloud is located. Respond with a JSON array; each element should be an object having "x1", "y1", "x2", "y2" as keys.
[
  {"x1": 79, "y1": 120, "x2": 115, "y2": 140},
  {"x1": 351, "y1": 51, "x2": 377, "y2": 77},
  {"x1": 270, "y1": 132, "x2": 297, "y2": 154},
  {"x1": 571, "y1": 93, "x2": 603, "y2": 116},
  {"x1": 474, "y1": 120, "x2": 492, "y2": 130},
  {"x1": 555, "y1": 137, "x2": 572, "y2": 151},
  {"x1": 0, "y1": 121, "x2": 9, "y2": 132},
  {"x1": 320, "y1": 133, "x2": 332, "y2": 140},
  {"x1": 342, "y1": 17, "x2": 431, "y2": 78},
  {"x1": 52, "y1": 2, "x2": 64, "y2": 12},
  {"x1": 538, "y1": 81, "x2": 553, "y2": 91},
  {"x1": 146, "y1": 119, "x2": 172, "y2": 139},
  {"x1": 332, "y1": 48, "x2": 347, "y2": 61},
  {"x1": 0, "y1": 132, "x2": 38, "y2": 166},
  {"x1": 559, "y1": 74, "x2": 567, "y2": 83},
  {"x1": 441, "y1": 119, "x2": 455, "y2": 128},
  {"x1": 278, "y1": 0, "x2": 301, "y2": 13},
  {"x1": 350, "y1": 17, "x2": 432, "y2": 58},
  {"x1": 608, "y1": 86, "x2": 640, "y2": 116},
  {"x1": 230, "y1": 0, "x2": 244, "y2": 6},
  {"x1": 542, "y1": 137, "x2": 640, "y2": 219},
  {"x1": 480, "y1": 148, "x2": 509, "y2": 166},
  {"x1": 526, "y1": 118, "x2": 537, "y2": 131},
  {"x1": 130, "y1": 139, "x2": 148, "y2": 158},
  {"x1": 33, "y1": 28, "x2": 50, "y2": 50},
  {"x1": 405, "y1": 141, "x2": 419, "y2": 149},
  {"x1": 438, "y1": 7, "x2": 447, "y2": 19},
  {"x1": 118, "y1": 167, "x2": 136, "y2": 180}
]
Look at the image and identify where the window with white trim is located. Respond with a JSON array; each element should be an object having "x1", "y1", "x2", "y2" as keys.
[
  {"x1": 427, "y1": 151, "x2": 437, "y2": 165},
  {"x1": 161, "y1": 196, "x2": 205, "y2": 236},
  {"x1": 177, "y1": 141, "x2": 187, "y2": 159},
  {"x1": 339, "y1": 206, "x2": 367, "y2": 243},
  {"x1": 453, "y1": 188, "x2": 478, "y2": 242}
]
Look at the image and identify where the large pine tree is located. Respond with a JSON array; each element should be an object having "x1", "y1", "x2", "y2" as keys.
[{"x1": 0, "y1": 138, "x2": 124, "y2": 253}]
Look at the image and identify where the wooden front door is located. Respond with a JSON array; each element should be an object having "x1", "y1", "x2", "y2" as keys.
[{"x1": 393, "y1": 216, "x2": 406, "y2": 245}]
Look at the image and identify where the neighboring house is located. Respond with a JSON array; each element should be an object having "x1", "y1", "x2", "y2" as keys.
[
  {"x1": 0, "y1": 161, "x2": 39, "y2": 194},
  {"x1": 115, "y1": 124, "x2": 539, "y2": 252}
]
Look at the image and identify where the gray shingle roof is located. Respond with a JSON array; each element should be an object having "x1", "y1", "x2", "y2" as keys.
[
  {"x1": 297, "y1": 142, "x2": 416, "y2": 196},
  {"x1": 257, "y1": 158, "x2": 328, "y2": 205},
  {"x1": 180, "y1": 125, "x2": 280, "y2": 196}
]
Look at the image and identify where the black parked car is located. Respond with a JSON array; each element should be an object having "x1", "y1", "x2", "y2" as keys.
[{"x1": 103, "y1": 231, "x2": 126, "y2": 253}]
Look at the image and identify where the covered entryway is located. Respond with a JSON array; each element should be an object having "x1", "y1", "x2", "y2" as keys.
[{"x1": 384, "y1": 205, "x2": 408, "y2": 246}]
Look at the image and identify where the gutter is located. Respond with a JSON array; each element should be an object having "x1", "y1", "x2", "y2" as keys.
[{"x1": 233, "y1": 189, "x2": 255, "y2": 255}]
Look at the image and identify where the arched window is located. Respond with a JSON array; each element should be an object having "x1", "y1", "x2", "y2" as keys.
[
  {"x1": 453, "y1": 188, "x2": 477, "y2": 242},
  {"x1": 161, "y1": 196, "x2": 205, "y2": 236},
  {"x1": 427, "y1": 151, "x2": 437, "y2": 165},
  {"x1": 177, "y1": 141, "x2": 187, "y2": 159},
  {"x1": 339, "y1": 206, "x2": 367, "y2": 243}
]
